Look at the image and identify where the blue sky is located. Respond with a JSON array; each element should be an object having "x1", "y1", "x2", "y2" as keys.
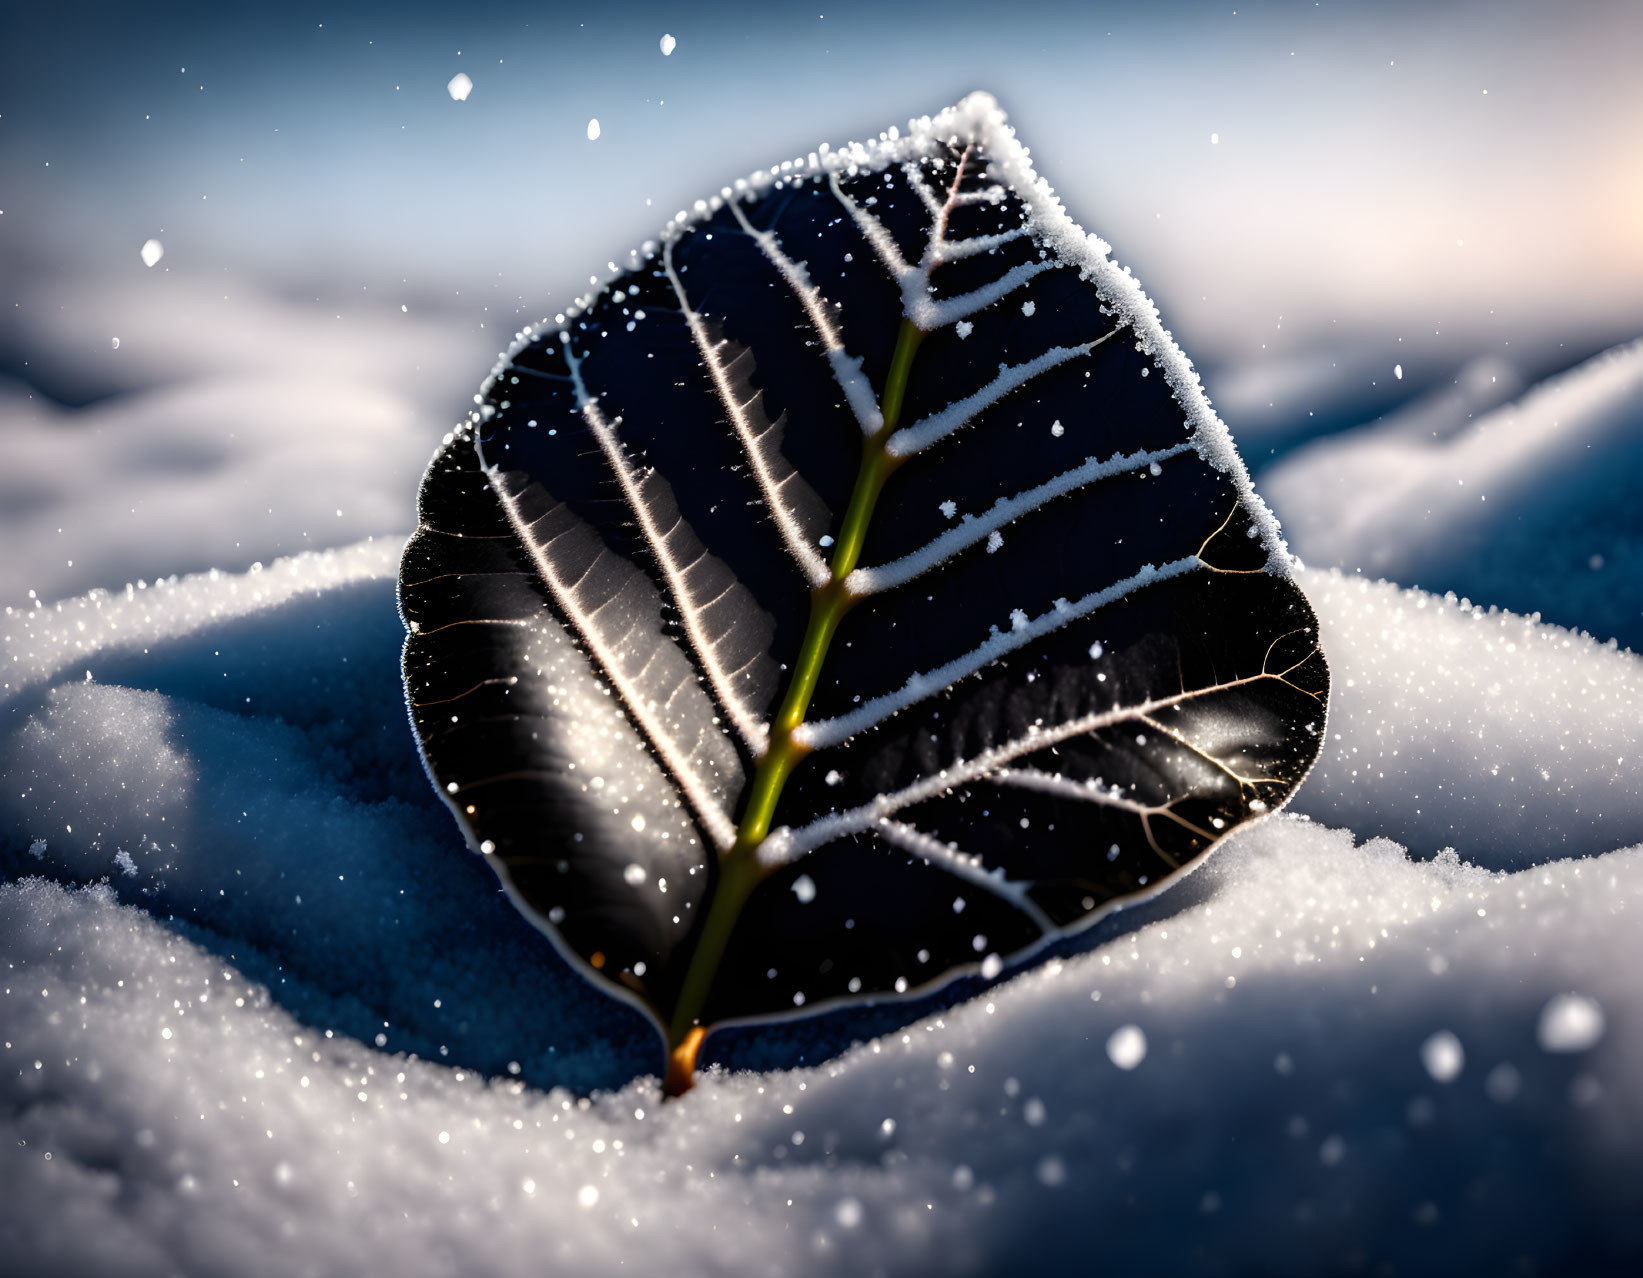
[{"x1": 4, "y1": 0, "x2": 1641, "y2": 407}]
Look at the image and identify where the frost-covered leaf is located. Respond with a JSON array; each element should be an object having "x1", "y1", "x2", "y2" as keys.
[{"x1": 399, "y1": 92, "x2": 1328, "y2": 1090}]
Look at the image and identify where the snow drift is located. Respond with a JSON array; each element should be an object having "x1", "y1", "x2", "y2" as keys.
[{"x1": 1266, "y1": 338, "x2": 1643, "y2": 648}]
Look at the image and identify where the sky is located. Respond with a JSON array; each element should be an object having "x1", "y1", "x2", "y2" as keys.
[
  {"x1": 7, "y1": 2, "x2": 1642, "y2": 339},
  {"x1": 2, "y1": 0, "x2": 1641, "y2": 596}
]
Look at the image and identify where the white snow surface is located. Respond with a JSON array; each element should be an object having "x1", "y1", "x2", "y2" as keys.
[
  {"x1": 4, "y1": 543, "x2": 1643, "y2": 1274},
  {"x1": 2, "y1": 539, "x2": 401, "y2": 699},
  {"x1": 1290, "y1": 568, "x2": 1643, "y2": 861},
  {"x1": 0, "y1": 270, "x2": 486, "y2": 608},
  {"x1": 1266, "y1": 338, "x2": 1643, "y2": 647}
]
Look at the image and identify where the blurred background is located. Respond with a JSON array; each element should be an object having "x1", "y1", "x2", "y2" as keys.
[{"x1": 4, "y1": 0, "x2": 1642, "y2": 633}]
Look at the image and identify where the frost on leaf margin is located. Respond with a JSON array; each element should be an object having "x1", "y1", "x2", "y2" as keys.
[{"x1": 399, "y1": 91, "x2": 1328, "y2": 1061}]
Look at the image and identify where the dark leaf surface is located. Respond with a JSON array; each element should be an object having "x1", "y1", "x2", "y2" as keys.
[{"x1": 399, "y1": 93, "x2": 1328, "y2": 1065}]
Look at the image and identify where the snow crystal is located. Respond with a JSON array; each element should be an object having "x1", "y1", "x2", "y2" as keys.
[
  {"x1": 1106, "y1": 1024, "x2": 1147, "y2": 1070},
  {"x1": 659, "y1": 33, "x2": 676, "y2": 56},
  {"x1": 985, "y1": 530, "x2": 1004, "y2": 553},
  {"x1": 110, "y1": 336, "x2": 119, "y2": 350},
  {"x1": 1536, "y1": 993, "x2": 1605, "y2": 1053},
  {"x1": 1021, "y1": 300, "x2": 1036, "y2": 317},
  {"x1": 139, "y1": 238, "x2": 163, "y2": 267},
  {"x1": 446, "y1": 73, "x2": 472, "y2": 101},
  {"x1": 792, "y1": 874, "x2": 817, "y2": 904},
  {"x1": 587, "y1": 118, "x2": 601, "y2": 141},
  {"x1": 1394, "y1": 363, "x2": 1403, "y2": 379},
  {"x1": 955, "y1": 320, "x2": 973, "y2": 339},
  {"x1": 622, "y1": 863, "x2": 647, "y2": 886},
  {"x1": 1049, "y1": 419, "x2": 1063, "y2": 437},
  {"x1": 1419, "y1": 1030, "x2": 1465, "y2": 1082},
  {"x1": 113, "y1": 848, "x2": 138, "y2": 877},
  {"x1": 938, "y1": 500, "x2": 957, "y2": 519},
  {"x1": 26, "y1": 838, "x2": 45, "y2": 860}
]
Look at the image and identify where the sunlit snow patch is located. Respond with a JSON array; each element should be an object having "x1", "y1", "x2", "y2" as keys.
[{"x1": 447, "y1": 73, "x2": 472, "y2": 102}]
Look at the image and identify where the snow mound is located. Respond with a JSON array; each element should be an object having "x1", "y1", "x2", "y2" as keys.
[
  {"x1": 1292, "y1": 567, "x2": 1643, "y2": 862},
  {"x1": 0, "y1": 270, "x2": 486, "y2": 606},
  {"x1": 1266, "y1": 339, "x2": 1643, "y2": 646},
  {"x1": 3, "y1": 539, "x2": 400, "y2": 699},
  {"x1": 2, "y1": 553, "x2": 659, "y2": 1096}
]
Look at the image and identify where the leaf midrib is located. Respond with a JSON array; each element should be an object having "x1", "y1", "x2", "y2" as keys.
[{"x1": 663, "y1": 317, "x2": 926, "y2": 1074}]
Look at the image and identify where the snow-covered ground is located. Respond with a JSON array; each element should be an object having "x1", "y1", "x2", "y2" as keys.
[
  {"x1": 0, "y1": 268, "x2": 490, "y2": 606},
  {"x1": 1265, "y1": 339, "x2": 1643, "y2": 649},
  {"x1": 4, "y1": 509, "x2": 1642, "y2": 1272}
]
